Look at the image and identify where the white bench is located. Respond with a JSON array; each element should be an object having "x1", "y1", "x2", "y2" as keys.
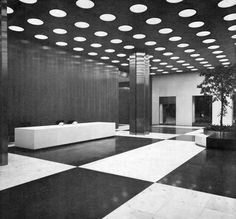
[
  {"x1": 195, "y1": 133, "x2": 209, "y2": 147},
  {"x1": 15, "y1": 122, "x2": 116, "y2": 150}
]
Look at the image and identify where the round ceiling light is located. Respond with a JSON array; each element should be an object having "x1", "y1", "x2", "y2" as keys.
[
  {"x1": 179, "y1": 9, "x2": 196, "y2": 17},
  {"x1": 163, "y1": 71, "x2": 169, "y2": 74},
  {"x1": 159, "y1": 28, "x2": 173, "y2": 34},
  {"x1": 90, "y1": 43, "x2": 102, "y2": 48},
  {"x1": 223, "y1": 13, "x2": 236, "y2": 21},
  {"x1": 124, "y1": 45, "x2": 134, "y2": 49},
  {"x1": 129, "y1": 4, "x2": 147, "y2": 13},
  {"x1": 100, "y1": 14, "x2": 116, "y2": 22},
  {"x1": 76, "y1": 0, "x2": 94, "y2": 9},
  {"x1": 231, "y1": 34, "x2": 236, "y2": 39},
  {"x1": 208, "y1": 45, "x2": 220, "y2": 49},
  {"x1": 218, "y1": 0, "x2": 236, "y2": 8},
  {"x1": 56, "y1": 41, "x2": 67, "y2": 46},
  {"x1": 212, "y1": 50, "x2": 223, "y2": 54},
  {"x1": 8, "y1": 25, "x2": 24, "y2": 32},
  {"x1": 27, "y1": 18, "x2": 44, "y2": 25},
  {"x1": 191, "y1": 69, "x2": 198, "y2": 71},
  {"x1": 170, "y1": 56, "x2": 180, "y2": 60},
  {"x1": 200, "y1": 61, "x2": 208, "y2": 64},
  {"x1": 74, "y1": 21, "x2": 90, "y2": 28},
  {"x1": 196, "y1": 31, "x2": 211, "y2": 37},
  {"x1": 151, "y1": 67, "x2": 158, "y2": 69},
  {"x1": 166, "y1": 0, "x2": 183, "y2": 3},
  {"x1": 73, "y1": 47, "x2": 84, "y2": 51},
  {"x1": 157, "y1": 69, "x2": 164, "y2": 72},
  {"x1": 166, "y1": 65, "x2": 174, "y2": 68},
  {"x1": 112, "y1": 60, "x2": 120, "y2": 63},
  {"x1": 186, "y1": 66, "x2": 194, "y2": 69},
  {"x1": 94, "y1": 31, "x2": 108, "y2": 37},
  {"x1": 111, "y1": 39, "x2": 122, "y2": 44},
  {"x1": 216, "y1": 55, "x2": 226, "y2": 58},
  {"x1": 133, "y1": 34, "x2": 146, "y2": 39},
  {"x1": 105, "y1": 49, "x2": 115, "y2": 53},
  {"x1": 19, "y1": 0, "x2": 37, "y2": 4},
  {"x1": 49, "y1": 9, "x2": 67, "y2": 17},
  {"x1": 203, "y1": 64, "x2": 212, "y2": 67},
  {"x1": 228, "y1": 25, "x2": 236, "y2": 31},
  {"x1": 177, "y1": 43, "x2": 189, "y2": 48},
  {"x1": 146, "y1": 18, "x2": 162, "y2": 25},
  {"x1": 160, "y1": 62, "x2": 168, "y2": 65},
  {"x1": 74, "y1": 36, "x2": 86, "y2": 42},
  {"x1": 202, "y1": 39, "x2": 216, "y2": 44},
  {"x1": 222, "y1": 62, "x2": 231, "y2": 65},
  {"x1": 169, "y1": 36, "x2": 182, "y2": 41},
  {"x1": 152, "y1": 59, "x2": 161, "y2": 62},
  {"x1": 53, "y1": 28, "x2": 67, "y2": 34},
  {"x1": 101, "y1": 56, "x2": 110, "y2": 60},
  {"x1": 177, "y1": 60, "x2": 185, "y2": 63},
  {"x1": 7, "y1": 7, "x2": 14, "y2": 14},
  {"x1": 34, "y1": 34, "x2": 48, "y2": 40},
  {"x1": 184, "y1": 49, "x2": 195, "y2": 53},
  {"x1": 188, "y1": 21, "x2": 204, "y2": 28},
  {"x1": 121, "y1": 63, "x2": 129, "y2": 66},
  {"x1": 88, "y1": 52, "x2": 98, "y2": 56},
  {"x1": 182, "y1": 63, "x2": 190, "y2": 66},
  {"x1": 177, "y1": 70, "x2": 183, "y2": 72},
  {"x1": 155, "y1": 47, "x2": 166, "y2": 51},
  {"x1": 219, "y1": 59, "x2": 229, "y2": 62},
  {"x1": 195, "y1": 58, "x2": 204, "y2": 61},
  {"x1": 118, "y1": 25, "x2": 133, "y2": 32},
  {"x1": 145, "y1": 41, "x2": 157, "y2": 46},
  {"x1": 163, "y1": 52, "x2": 173, "y2": 56},
  {"x1": 190, "y1": 53, "x2": 200, "y2": 57},
  {"x1": 117, "y1": 53, "x2": 126, "y2": 57},
  {"x1": 207, "y1": 67, "x2": 215, "y2": 69}
]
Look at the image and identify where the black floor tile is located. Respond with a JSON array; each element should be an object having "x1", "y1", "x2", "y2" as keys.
[
  {"x1": 169, "y1": 135, "x2": 195, "y2": 141},
  {"x1": 157, "y1": 149, "x2": 236, "y2": 199},
  {"x1": 0, "y1": 168, "x2": 151, "y2": 219},
  {"x1": 151, "y1": 127, "x2": 199, "y2": 134},
  {"x1": 9, "y1": 136, "x2": 161, "y2": 166}
]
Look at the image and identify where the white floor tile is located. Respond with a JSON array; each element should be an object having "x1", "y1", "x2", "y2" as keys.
[
  {"x1": 199, "y1": 208, "x2": 236, "y2": 219},
  {"x1": 0, "y1": 153, "x2": 75, "y2": 191},
  {"x1": 81, "y1": 140, "x2": 204, "y2": 182}
]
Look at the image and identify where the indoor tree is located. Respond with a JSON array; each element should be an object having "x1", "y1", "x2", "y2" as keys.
[{"x1": 197, "y1": 64, "x2": 236, "y2": 128}]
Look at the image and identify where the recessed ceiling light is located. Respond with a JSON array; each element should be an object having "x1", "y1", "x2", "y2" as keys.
[
  {"x1": 231, "y1": 34, "x2": 236, "y2": 39},
  {"x1": 179, "y1": 9, "x2": 196, "y2": 17},
  {"x1": 219, "y1": 58, "x2": 229, "y2": 62},
  {"x1": 157, "y1": 69, "x2": 164, "y2": 72},
  {"x1": 155, "y1": 47, "x2": 166, "y2": 51},
  {"x1": 202, "y1": 39, "x2": 216, "y2": 44},
  {"x1": 111, "y1": 39, "x2": 122, "y2": 44},
  {"x1": 169, "y1": 36, "x2": 182, "y2": 41},
  {"x1": 184, "y1": 49, "x2": 195, "y2": 53},
  {"x1": 196, "y1": 31, "x2": 211, "y2": 37},
  {"x1": 149, "y1": 55, "x2": 154, "y2": 59},
  {"x1": 94, "y1": 31, "x2": 108, "y2": 37},
  {"x1": 133, "y1": 34, "x2": 146, "y2": 39},
  {"x1": 171, "y1": 68, "x2": 178, "y2": 70},
  {"x1": 53, "y1": 28, "x2": 67, "y2": 34},
  {"x1": 7, "y1": 7, "x2": 14, "y2": 14},
  {"x1": 224, "y1": 13, "x2": 236, "y2": 21},
  {"x1": 88, "y1": 52, "x2": 98, "y2": 56},
  {"x1": 166, "y1": 65, "x2": 174, "y2": 68},
  {"x1": 145, "y1": 41, "x2": 157, "y2": 46},
  {"x1": 121, "y1": 63, "x2": 129, "y2": 66},
  {"x1": 218, "y1": 0, "x2": 236, "y2": 8},
  {"x1": 204, "y1": 64, "x2": 212, "y2": 67},
  {"x1": 146, "y1": 18, "x2": 162, "y2": 25},
  {"x1": 208, "y1": 45, "x2": 220, "y2": 49},
  {"x1": 118, "y1": 25, "x2": 133, "y2": 32},
  {"x1": 190, "y1": 53, "x2": 200, "y2": 57},
  {"x1": 170, "y1": 56, "x2": 180, "y2": 60},
  {"x1": 76, "y1": 0, "x2": 94, "y2": 9},
  {"x1": 212, "y1": 50, "x2": 223, "y2": 54},
  {"x1": 112, "y1": 60, "x2": 120, "y2": 63},
  {"x1": 177, "y1": 60, "x2": 185, "y2": 63},
  {"x1": 177, "y1": 43, "x2": 189, "y2": 48},
  {"x1": 222, "y1": 62, "x2": 231, "y2": 65},
  {"x1": 182, "y1": 63, "x2": 190, "y2": 66},
  {"x1": 8, "y1": 25, "x2": 24, "y2": 32},
  {"x1": 151, "y1": 66, "x2": 158, "y2": 69},
  {"x1": 129, "y1": 4, "x2": 147, "y2": 13},
  {"x1": 74, "y1": 21, "x2": 89, "y2": 28},
  {"x1": 34, "y1": 34, "x2": 48, "y2": 40},
  {"x1": 159, "y1": 28, "x2": 173, "y2": 34},
  {"x1": 100, "y1": 14, "x2": 116, "y2": 22},
  {"x1": 73, "y1": 47, "x2": 84, "y2": 51},
  {"x1": 186, "y1": 66, "x2": 194, "y2": 69},
  {"x1": 56, "y1": 41, "x2": 67, "y2": 46},
  {"x1": 117, "y1": 53, "x2": 126, "y2": 57},
  {"x1": 90, "y1": 43, "x2": 102, "y2": 48},
  {"x1": 124, "y1": 45, "x2": 134, "y2": 49},
  {"x1": 101, "y1": 56, "x2": 110, "y2": 60},
  {"x1": 188, "y1": 21, "x2": 204, "y2": 28},
  {"x1": 74, "y1": 36, "x2": 86, "y2": 42},
  {"x1": 195, "y1": 57, "x2": 205, "y2": 61},
  {"x1": 160, "y1": 62, "x2": 168, "y2": 65},
  {"x1": 105, "y1": 49, "x2": 115, "y2": 53},
  {"x1": 166, "y1": 0, "x2": 183, "y2": 3},
  {"x1": 216, "y1": 54, "x2": 226, "y2": 58},
  {"x1": 177, "y1": 70, "x2": 183, "y2": 72},
  {"x1": 163, "y1": 52, "x2": 173, "y2": 56},
  {"x1": 42, "y1": 46, "x2": 50, "y2": 50},
  {"x1": 27, "y1": 18, "x2": 44, "y2": 25},
  {"x1": 228, "y1": 25, "x2": 236, "y2": 31},
  {"x1": 19, "y1": 0, "x2": 37, "y2": 4},
  {"x1": 207, "y1": 67, "x2": 215, "y2": 69},
  {"x1": 49, "y1": 9, "x2": 67, "y2": 17},
  {"x1": 152, "y1": 59, "x2": 161, "y2": 62},
  {"x1": 191, "y1": 69, "x2": 198, "y2": 71},
  {"x1": 200, "y1": 61, "x2": 208, "y2": 64}
]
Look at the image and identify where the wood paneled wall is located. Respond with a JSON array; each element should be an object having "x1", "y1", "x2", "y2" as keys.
[{"x1": 8, "y1": 39, "x2": 119, "y2": 138}]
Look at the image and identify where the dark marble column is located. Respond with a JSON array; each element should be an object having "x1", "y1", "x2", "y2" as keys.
[
  {"x1": 129, "y1": 53, "x2": 150, "y2": 134},
  {"x1": 0, "y1": 0, "x2": 8, "y2": 166}
]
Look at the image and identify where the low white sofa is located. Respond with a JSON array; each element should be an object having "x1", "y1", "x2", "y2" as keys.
[{"x1": 15, "y1": 122, "x2": 115, "y2": 150}]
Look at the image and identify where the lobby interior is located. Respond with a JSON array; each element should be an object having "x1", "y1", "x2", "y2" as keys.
[{"x1": 1, "y1": 0, "x2": 236, "y2": 218}]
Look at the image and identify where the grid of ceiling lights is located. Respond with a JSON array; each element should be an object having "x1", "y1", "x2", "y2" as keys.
[{"x1": 7, "y1": 0, "x2": 236, "y2": 75}]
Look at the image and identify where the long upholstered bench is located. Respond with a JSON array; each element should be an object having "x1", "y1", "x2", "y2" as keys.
[{"x1": 14, "y1": 122, "x2": 116, "y2": 150}]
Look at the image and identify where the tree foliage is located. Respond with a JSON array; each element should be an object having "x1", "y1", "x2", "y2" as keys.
[{"x1": 197, "y1": 64, "x2": 236, "y2": 127}]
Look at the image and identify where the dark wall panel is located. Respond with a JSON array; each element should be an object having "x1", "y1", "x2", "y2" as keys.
[
  {"x1": 8, "y1": 39, "x2": 119, "y2": 137},
  {"x1": 119, "y1": 87, "x2": 130, "y2": 124}
]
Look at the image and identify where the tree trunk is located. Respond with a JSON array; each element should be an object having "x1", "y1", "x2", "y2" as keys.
[{"x1": 220, "y1": 94, "x2": 224, "y2": 127}]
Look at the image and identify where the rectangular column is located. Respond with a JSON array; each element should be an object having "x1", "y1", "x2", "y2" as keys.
[
  {"x1": 0, "y1": 0, "x2": 8, "y2": 166},
  {"x1": 129, "y1": 53, "x2": 150, "y2": 134}
]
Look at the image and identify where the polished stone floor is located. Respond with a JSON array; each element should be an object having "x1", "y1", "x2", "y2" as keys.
[{"x1": 1, "y1": 125, "x2": 236, "y2": 219}]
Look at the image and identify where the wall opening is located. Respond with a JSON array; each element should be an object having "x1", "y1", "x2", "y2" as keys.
[{"x1": 159, "y1": 97, "x2": 176, "y2": 125}]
